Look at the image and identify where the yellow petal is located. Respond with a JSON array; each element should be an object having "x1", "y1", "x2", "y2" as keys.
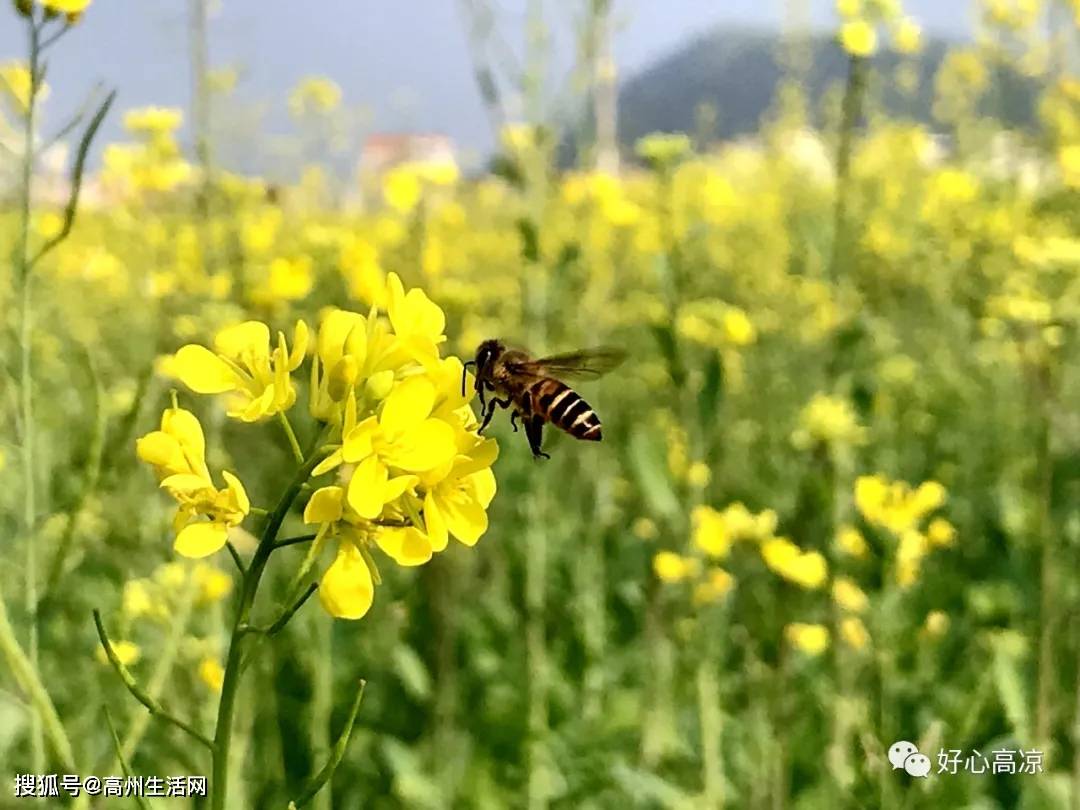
[
  {"x1": 173, "y1": 345, "x2": 242, "y2": 394},
  {"x1": 375, "y1": 526, "x2": 433, "y2": 567},
  {"x1": 160, "y1": 408, "x2": 207, "y2": 461},
  {"x1": 471, "y1": 467, "x2": 497, "y2": 508},
  {"x1": 380, "y1": 377, "x2": 436, "y2": 435},
  {"x1": 135, "y1": 431, "x2": 185, "y2": 472},
  {"x1": 174, "y1": 521, "x2": 229, "y2": 558},
  {"x1": 160, "y1": 473, "x2": 212, "y2": 493},
  {"x1": 319, "y1": 544, "x2": 374, "y2": 620},
  {"x1": 438, "y1": 485, "x2": 488, "y2": 546},
  {"x1": 423, "y1": 491, "x2": 449, "y2": 552},
  {"x1": 304, "y1": 486, "x2": 344, "y2": 524},
  {"x1": 312, "y1": 448, "x2": 344, "y2": 477},
  {"x1": 221, "y1": 470, "x2": 250, "y2": 515},
  {"x1": 388, "y1": 418, "x2": 457, "y2": 472},
  {"x1": 289, "y1": 320, "x2": 310, "y2": 368},
  {"x1": 214, "y1": 321, "x2": 270, "y2": 361},
  {"x1": 347, "y1": 455, "x2": 388, "y2": 519},
  {"x1": 342, "y1": 417, "x2": 378, "y2": 463},
  {"x1": 383, "y1": 474, "x2": 418, "y2": 503}
]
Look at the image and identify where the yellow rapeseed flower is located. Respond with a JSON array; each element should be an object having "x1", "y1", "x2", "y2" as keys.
[
  {"x1": 836, "y1": 525, "x2": 869, "y2": 558},
  {"x1": 96, "y1": 640, "x2": 139, "y2": 667},
  {"x1": 840, "y1": 21, "x2": 877, "y2": 57},
  {"x1": 172, "y1": 320, "x2": 309, "y2": 422},
  {"x1": 840, "y1": 617, "x2": 870, "y2": 649},
  {"x1": 785, "y1": 623, "x2": 830, "y2": 655},
  {"x1": 693, "y1": 567, "x2": 735, "y2": 605},
  {"x1": 198, "y1": 657, "x2": 225, "y2": 692},
  {"x1": 832, "y1": 577, "x2": 869, "y2": 613},
  {"x1": 761, "y1": 537, "x2": 828, "y2": 589},
  {"x1": 653, "y1": 551, "x2": 698, "y2": 583}
]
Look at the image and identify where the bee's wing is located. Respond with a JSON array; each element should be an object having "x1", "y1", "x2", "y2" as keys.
[{"x1": 519, "y1": 347, "x2": 627, "y2": 380}]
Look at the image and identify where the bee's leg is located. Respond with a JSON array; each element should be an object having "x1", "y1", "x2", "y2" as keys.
[
  {"x1": 479, "y1": 397, "x2": 512, "y2": 434},
  {"x1": 510, "y1": 410, "x2": 520, "y2": 432},
  {"x1": 525, "y1": 415, "x2": 550, "y2": 459}
]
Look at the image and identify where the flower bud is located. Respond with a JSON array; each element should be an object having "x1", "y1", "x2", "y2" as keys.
[
  {"x1": 364, "y1": 369, "x2": 395, "y2": 402},
  {"x1": 327, "y1": 356, "x2": 359, "y2": 401},
  {"x1": 14, "y1": 0, "x2": 33, "y2": 18}
]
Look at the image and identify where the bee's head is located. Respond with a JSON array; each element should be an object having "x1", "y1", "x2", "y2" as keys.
[
  {"x1": 462, "y1": 339, "x2": 505, "y2": 396},
  {"x1": 474, "y1": 339, "x2": 505, "y2": 375}
]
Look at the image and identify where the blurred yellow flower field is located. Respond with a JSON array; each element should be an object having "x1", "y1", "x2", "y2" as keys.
[{"x1": 2, "y1": 0, "x2": 1079, "y2": 807}]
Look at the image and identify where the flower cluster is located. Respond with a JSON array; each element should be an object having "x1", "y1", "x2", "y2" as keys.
[
  {"x1": 135, "y1": 405, "x2": 251, "y2": 558},
  {"x1": 138, "y1": 272, "x2": 498, "y2": 620},
  {"x1": 855, "y1": 473, "x2": 955, "y2": 586}
]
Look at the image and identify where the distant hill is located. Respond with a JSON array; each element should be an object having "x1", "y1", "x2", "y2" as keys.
[{"x1": 579, "y1": 27, "x2": 1040, "y2": 157}]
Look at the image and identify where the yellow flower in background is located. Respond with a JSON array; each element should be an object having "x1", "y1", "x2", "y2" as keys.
[
  {"x1": 653, "y1": 551, "x2": 698, "y2": 583},
  {"x1": 836, "y1": 0, "x2": 862, "y2": 18},
  {"x1": 785, "y1": 623, "x2": 829, "y2": 655},
  {"x1": 693, "y1": 567, "x2": 735, "y2": 605},
  {"x1": 198, "y1": 657, "x2": 225, "y2": 692},
  {"x1": 927, "y1": 517, "x2": 957, "y2": 547},
  {"x1": 840, "y1": 20, "x2": 877, "y2": 57},
  {"x1": 840, "y1": 617, "x2": 870, "y2": 649},
  {"x1": 0, "y1": 61, "x2": 45, "y2": 113},
  {"x1": 896, "y1": 529, "x2": 928, "y2": 587},
  {"x1": 893, "y1": 17, "x2": 922, "y2": 54},
  {"x1": 96, "y1": 640, "x2": 139, "y2": 666},
  {"x1": 172, "y1": 320, "x2": 309, "y2": 422},
  {"x1": 633, "y1": 517, "x2": 659, "y2": 540},
  {"x1": 761, "y1": 537, "x2": 828, "y2": 589},
  {"x1": 923, "y1": 610, "x2": 950, "y2": 638},
  {"x1": 288, "y1": 75, "x2": 342, "y2": 118},
  {"x1": 691, "y1": 506, "x2": 730, "y2": 558},
  {"x1": 792, "y1": 393, "x2": 867, "y2": 449},
  {"x1": 194, "y1": 564, "x2": 233, "y2": 604},
  {"x1": 855, "y1": 474, "x2": 947, "y2": 536},
  {"x1": 42, "y1": 0, "x2": 92, "y2": 12},
  {"x1": 836, "y1": 525, "x2": 869, "y2": 558},
  {"x1": 635, "y1": 132, "x2": 692, "y2": 169},
  {"x1": 124, "y1": 106, "x2": 183, "y2": 137},
  {"x1": 262, "y1": 256, "x2": 314, "y2": 303},
  {"x1": 832, "y1": 577, "x2": 869, "y2": 613}
]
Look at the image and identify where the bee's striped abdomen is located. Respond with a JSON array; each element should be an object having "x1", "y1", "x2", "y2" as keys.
[{"x1": 528, "y1": 378, "x2": 603, "y2": 441}]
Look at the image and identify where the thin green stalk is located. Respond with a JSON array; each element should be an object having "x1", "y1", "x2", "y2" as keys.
[
  {"x1": 279, "y1": 412, "x2": 305, "y2": 464},
  {"x1": 210, "y1": 448, "x2": 327, "y2": 810},
  {"x1": 16, "y1": 14, "x2": 44, "y2": 773},
  {"x1": 828, "y1": 54, "x2": 867, "y2": 287},
  {"x1": 308, "y1": 606, "x2": 334, "y2": 810},
  {"x1": 1032, "y1": 360, "x2": 1056, "y2": 752},
  {"x1": 93, "y1": 610, "x2": 213, "y2": 751},
  {"x1": 0, "y1": 580, "x2": 76, "y2": 771},
  {"x1": 697, "y1": 654, "x2": 723, "y2": 808}
]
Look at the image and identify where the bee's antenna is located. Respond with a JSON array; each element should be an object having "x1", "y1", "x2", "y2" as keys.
[{"x1": 462, "y1": 360, "x2": 475, "y2": 397}]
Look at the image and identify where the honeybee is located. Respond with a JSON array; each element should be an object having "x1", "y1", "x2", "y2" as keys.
[{"x1": 464, "y1": 340, "x2": 626, "y2": 458}]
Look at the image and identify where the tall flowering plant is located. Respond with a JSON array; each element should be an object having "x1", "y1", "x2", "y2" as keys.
[{"x1": 95, "y1": 272, "x2": 498, "y2": 809}]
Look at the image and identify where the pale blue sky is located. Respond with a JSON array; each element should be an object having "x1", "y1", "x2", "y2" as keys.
[{"x1": 1, "y1": 1, "x2": 973, "y2": 167}]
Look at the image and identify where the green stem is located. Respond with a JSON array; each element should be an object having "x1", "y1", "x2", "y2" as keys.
[
  {"x1": 210, "y1": 447, "x2": 327, "y2": 810},
  {"x1": 16, "y1": 13, "x2": 43, "y2": 774},
  {"x1": 279, "y1": 411, "x2": 305, "y2": 464},
  {"x1": 0, "y1": 580, "x2": 76, "y2": 771},
  {"x1": 93, "y1": 609, "x2": 213, "y2": 750},
  {"x1": 697, "y1": 654, "x2": 723, "y2": 808}
]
